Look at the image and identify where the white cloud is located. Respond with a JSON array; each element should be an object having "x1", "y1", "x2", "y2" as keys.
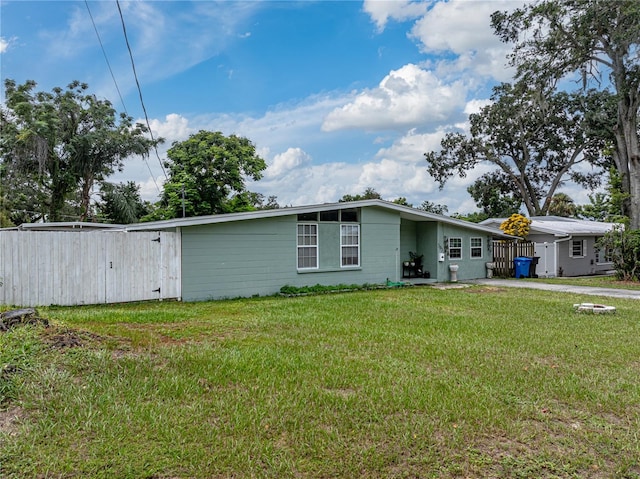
[
  {"x1": 0, "y1": 37, "x2": 12, "y2": 54},
  {"x1": 265, "y1": 147, "x2": 312, "y2": 178},
  {"x1": 464, "y1": 98, "x2": 492, "y2": 116},
  {"x1": 148, "y1": 114, "x2": 193, "y2": 143},
  {"x1": 409, "y1": 0, "x2": 516, "y2": 81},
  {"x1": 362, "y1": 0, "x2": 429, "y2": 32},
  {"x1": 374, "y1": 129, "x2": 446, "y2": 164},
  {"x1": 138, "y1": 175, "x2": 165, "y2": 201},
  {"x1": 322, "y1": 64, "x2": 467, "y2": 132}
]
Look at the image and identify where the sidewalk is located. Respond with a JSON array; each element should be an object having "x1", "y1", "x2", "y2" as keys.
[{"x1": 470, "y1": 278, "x2": 640, "y2": 300}]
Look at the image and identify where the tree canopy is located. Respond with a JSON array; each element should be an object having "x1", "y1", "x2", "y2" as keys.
[
  {"x1": 151, "y1": 130, "x2": 267, "y2": 219},
  {"x1": 97, "y1": 181, "x2": 150, "y2": 224},
  {"x1": 548, "y1": 193, "x2": 578, "y2": 218},
  {"x1": 425, "y1": 83, "x2": 611, "y2": 217},
  {"x1": 491, "y1": 0, "x2": 640, "y2": 228},
  {"x1": 0, "y1": 79, "x2": 159, "y2": 222},
  {"x1": 466, "y1": 171, "x2": 522, "y2": 218},
  {"x1": 338, "y1": 187, "x2": 382, "y2": 202}
]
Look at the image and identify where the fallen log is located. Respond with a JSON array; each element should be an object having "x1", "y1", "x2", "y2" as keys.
[{"x1": 0, "y1": 308, "x2": 49, "y2": 332}]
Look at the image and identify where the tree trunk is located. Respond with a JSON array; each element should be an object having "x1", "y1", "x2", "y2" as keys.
[
  {"x1": 79, "y1": 175, "x2": 93, "y2": 222},
  {"x1": 616, "y1": 94, "x2": 640, "y2": 229}
]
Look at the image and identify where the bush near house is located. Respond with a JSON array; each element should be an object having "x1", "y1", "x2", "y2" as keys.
[{"x1": 597, "y1": 226, "x2": 640, "y2": 281}]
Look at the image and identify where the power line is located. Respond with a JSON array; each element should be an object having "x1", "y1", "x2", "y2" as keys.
[
  {"x1": 84, "y1": 0, "x2": 162, "y2": 196},
  {"x1": 84, "y1": 0, "x2": 127, "y2": 113},
  {"x1": 115, "y1": 0, "x2": 168, "y2": 189}
]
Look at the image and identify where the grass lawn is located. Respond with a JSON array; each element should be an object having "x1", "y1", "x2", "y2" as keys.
[
  {"x1": 524, "y1": 275, "x2": 640, "y2": 291},
  {"x1": 1, "y1": 286, "x2": 639, "y2": 478}
]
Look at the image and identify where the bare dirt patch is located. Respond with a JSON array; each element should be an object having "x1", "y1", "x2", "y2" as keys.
[
  {"x1": 40, "y1": 326, "x2": 104, "y2": 350},
  {"x1": 0, "y1": 406, "x2": 27, "y2": 437}
]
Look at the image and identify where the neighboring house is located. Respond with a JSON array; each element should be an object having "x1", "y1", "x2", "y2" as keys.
[
  {"x1": 1, "y1": 200, "x2": 512, "y2": 306},
  {"x1": 481, "y1": 216, "x2": 617, "y2": 277}
]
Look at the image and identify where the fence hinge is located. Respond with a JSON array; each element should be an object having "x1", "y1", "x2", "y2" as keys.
[
  {"x1": 152, "y1": 237, "x2": 161, "y2": 243},
  {"x1": 152, "y1": 287, "x2": 161, "y2": 293}
]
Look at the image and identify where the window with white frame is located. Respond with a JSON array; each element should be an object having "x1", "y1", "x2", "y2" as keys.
[
  {"x1": 470, "y1": 237, "x2": 483, "y2": 258},
  {"x1": 596, "y1": 246, "x2": 613, "y2": 264},
  {"x1": 297, "y1": 224, "x2": 318, "y2": 269},
  {"x1": 570, "y1": 239, "x2": 586, "y2": 258},
  {"x1": 448, "y1": 237, "x2": 462, "y2": 259},
  {"x1": 341, "y1": 224, "x2": 360, "y2": 267}
]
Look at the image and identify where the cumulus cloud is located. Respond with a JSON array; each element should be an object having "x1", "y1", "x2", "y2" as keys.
[
  {"x1": 409, "y1": 0, "x2": 516, "y2": 81},
  {"x1": 147, "y1": 113, "x2": 193, "y2": 143},
  {"x1": 265, "y1": 147, "x2": 312, "y2": 178},
  {"x1": 464, "y1": 98, "x2": 492, "y2": 116},
  {"x1": 374, "y1": 129, "x2": 447, "y2": 164},
  {"x1": 362, "y1": 0, "x2": 428, "y2": 32},
  {"x1": 322, "y1": 64, "x2": 467, "y2": 132},
  {"x1": 253, "y1": 161, "x2": 365, "y2": 206}
]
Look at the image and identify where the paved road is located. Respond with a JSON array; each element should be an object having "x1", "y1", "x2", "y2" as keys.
[{"x1": 470, "y1": 278, "x2": 640, "y2": 300}]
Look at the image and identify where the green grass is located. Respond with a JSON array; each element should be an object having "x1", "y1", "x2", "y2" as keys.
[
  {"x1": 525, "y1": 275, "x2": 640, "y2": 291},
  {"x1": 1, "y1": 286, "x2": 640, "y2": 478}
]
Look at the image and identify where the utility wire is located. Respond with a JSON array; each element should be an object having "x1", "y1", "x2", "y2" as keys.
[
  {"x1": 85, "y1": 0, "x2": 161, "y2": 195},
  {"x1": 84, "y1": 0, "x2": 127, "y2": 113},
  {"x1": 115, "y1": 0, "x2": 167, "y2": 191}
]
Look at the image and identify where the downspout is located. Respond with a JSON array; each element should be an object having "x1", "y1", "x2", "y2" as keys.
[
  {"x1": 395, "y1": 247, "x2": 400, "y2": 282},
  {"x1": 554, "y1": 235, "x2": 572, "y2": 277}
]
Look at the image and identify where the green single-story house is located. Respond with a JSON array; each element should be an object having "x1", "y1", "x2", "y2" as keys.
[{"x1": 124, "y1": 199, "x2": 513, "y2": 301}]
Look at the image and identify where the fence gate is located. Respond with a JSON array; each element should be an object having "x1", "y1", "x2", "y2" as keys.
[
  {"x1": 492, "y1": 241, "x2": 535, "y2": 277},
  {"x1": 533, "y1": 242, "x2": 556, "y2": 278},
  {"x1": 0, "y1": 230, "x2": 181, "y2": 307}
]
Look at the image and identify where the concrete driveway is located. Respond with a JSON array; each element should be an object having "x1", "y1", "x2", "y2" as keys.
[{"x1": 470, "y1": 278, "x2": 640, "y2": 300}]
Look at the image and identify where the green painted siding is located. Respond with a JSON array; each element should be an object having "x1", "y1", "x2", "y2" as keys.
[
  {"x1": 417, "y1": 222, "x2": 439, "y2": 279},
  {"x1": 181, "y1": 217, "x2": 296, "y2": 301},
  {"x1": 181, "y1": 206, "x2": 401, "y2": 301},
  {"x1": 360, "y1": 207, "x2": 400, "y2": 282},
  {"x1": 440, "y1": 224, "x2": 492, "y2": 281}
]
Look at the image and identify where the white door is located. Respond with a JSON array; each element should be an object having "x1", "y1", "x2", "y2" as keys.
[{"x1": 534, "y1": 242, "x2": 556, "y2": 278}]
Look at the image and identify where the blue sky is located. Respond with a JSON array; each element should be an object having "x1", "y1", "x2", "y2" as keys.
[{"x1": 1, "y1": 0, "x2": 587, "y2": 214}]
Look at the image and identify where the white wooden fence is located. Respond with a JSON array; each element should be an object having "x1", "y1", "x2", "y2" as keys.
[{"x1": 0, "y1": 230, "x2": 181, "y2": 306}]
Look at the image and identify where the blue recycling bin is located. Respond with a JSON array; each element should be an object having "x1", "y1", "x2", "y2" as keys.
[{"x1": 514, "y1": 256, "x2": 532, "y2": 279}]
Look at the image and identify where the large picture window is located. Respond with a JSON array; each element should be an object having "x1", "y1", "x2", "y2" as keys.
[
  {"x1": 341, "y1": 224, "x2": 360, "y2": 267},
  {"x1": 297, "y1": 224, "x2": 318, "y2": 269},
  {"x1": 448, "y1": 237, "x2": 462, "y2": 259}
]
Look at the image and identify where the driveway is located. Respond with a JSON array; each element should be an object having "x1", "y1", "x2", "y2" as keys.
[{"x1": 470, "y1": 278, "x2": 640, "y2": 300}]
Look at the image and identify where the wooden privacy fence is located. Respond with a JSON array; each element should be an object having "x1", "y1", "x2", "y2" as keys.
[
  {"x1": 0, "y1": 230, "x2": 181, "y2": 307},
  {"x1": 492, "y1": 241, "x2": 535, "y2": 277}
]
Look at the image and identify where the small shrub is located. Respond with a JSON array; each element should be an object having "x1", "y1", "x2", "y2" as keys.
[
  {"x1": 597, "y1": 225, "x2": 640, "y2": 281},
  {"x1": 279, "y1": 282, "x2": 379, "y2": 296}
]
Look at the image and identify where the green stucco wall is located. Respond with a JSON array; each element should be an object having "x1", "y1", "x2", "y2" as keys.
[
  {"x1": 181, "y1": 206, "x2": 400, "y2": 301},
  {"x1": 439, "y1": 223, "x2": 492, "y2": 281}
]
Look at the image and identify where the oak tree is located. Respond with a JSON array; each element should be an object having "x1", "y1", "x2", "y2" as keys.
[
  {"x1": 425, "y1": 83, "x2": 611, "y2": 216},
  {"x1": 492, "y1": 0, "x2": 640, "y2": 228}
]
